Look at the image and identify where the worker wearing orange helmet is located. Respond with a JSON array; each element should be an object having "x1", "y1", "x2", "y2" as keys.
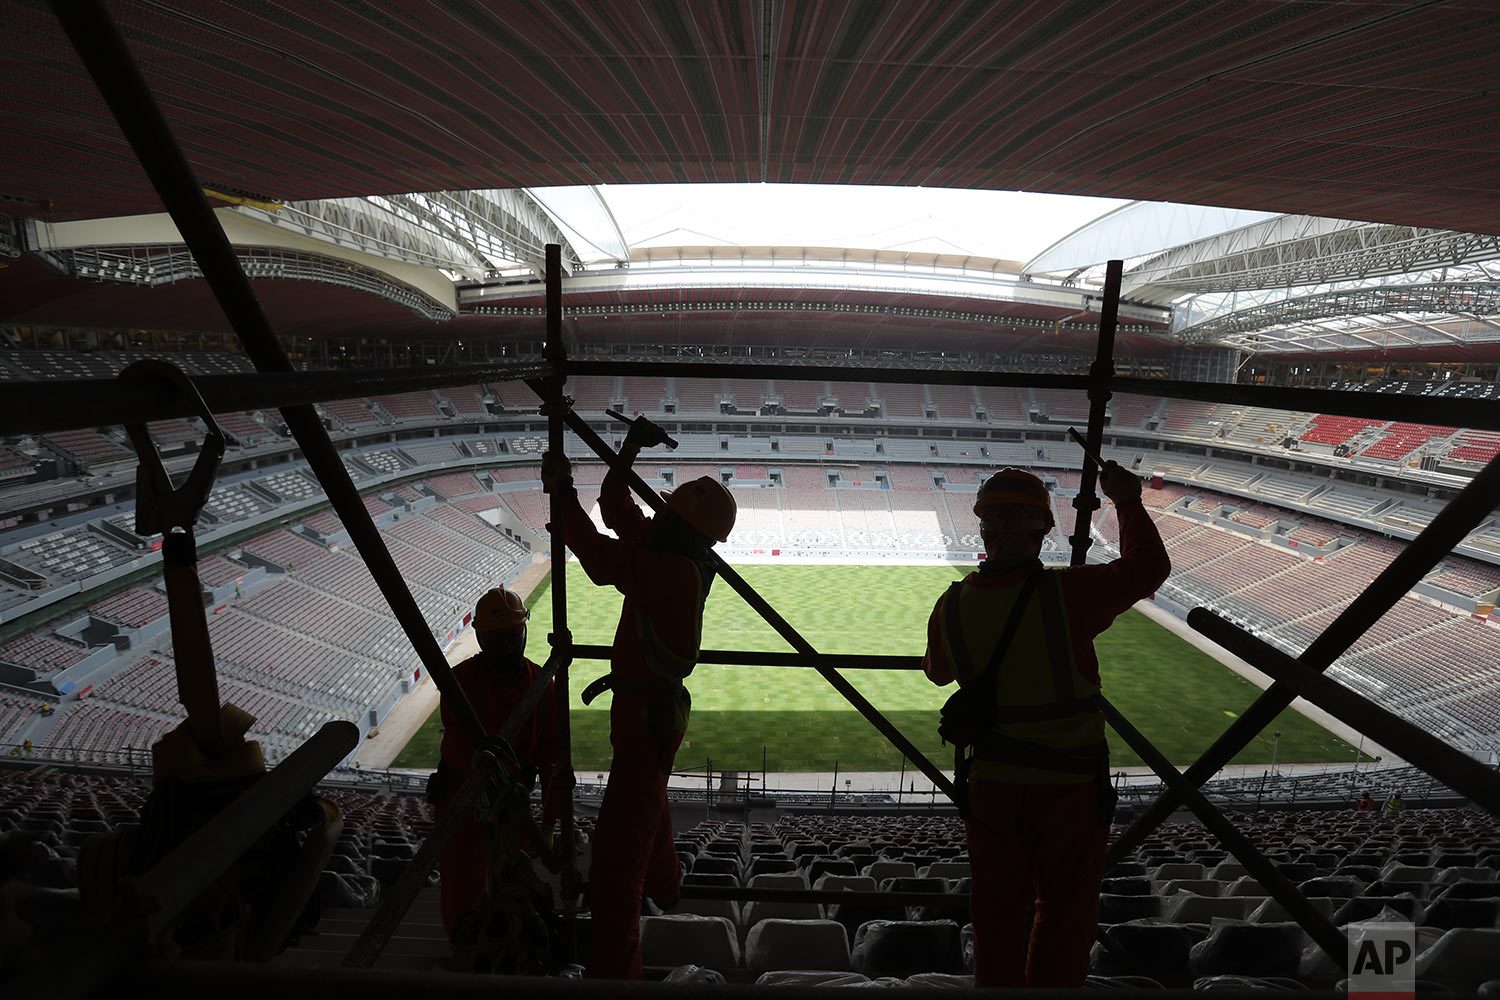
[
  {"x1": 923, "y1": 465, "x2": 1168, "y2": 988},
  {"x1": 540, "y1": 416, "x2": 735, "y2": 980},
  {"x1": 431, "y1": 585, "x2": 562, "y2": 937}
]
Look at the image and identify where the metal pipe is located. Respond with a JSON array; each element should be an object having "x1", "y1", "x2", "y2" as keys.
[
  {"x1": 570, "y1": 643, "x2": 920, "y2": 669},
  {"x1": 1101, "y1": 702, "x2": 1347, "y2": 964},
  {"x1": 344, "y1": 653, "x2": 566, "y2": 968},
  {"x1": 534, "y1": 396, "x2": 958, "y2": 800},
  {"x1": 12, "y1": 356, "x2": 1500, "y2": 438},
  {"x1": 0, "y1": 361, "x2": 551, "y2": 437},
  {"x1": 1068, "y1": 260, "x2": 1122, "y2": 568},
  {"x1": 542, "y1": 244, "x2": 580, "y2": 926},
  {"x1": 564, "y1": 359, "x2": 1500, "y2": 433},
  {"x1": 1190, "y1": 608, "x2": 1500, "y2": 817},
  {"x1": 49, "y1": 0, "x2": 489, "y2": 752},
  {"x1": 1109, "y1": 449, "x2": 1500, "y2": 863}
]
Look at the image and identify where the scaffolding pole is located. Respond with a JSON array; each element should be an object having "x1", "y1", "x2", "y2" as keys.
[
  {"x1": 1068, "y1": 259, "x2": 1122, "y2": 567},
  {"x1": 542, "y1": 244, "x2": 581, "y2": 928}
]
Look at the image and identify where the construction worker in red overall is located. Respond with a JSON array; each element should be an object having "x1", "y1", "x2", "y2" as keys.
[
  {"x1": 923, "y1": 465, "x2": 1168, "y2": 988},
  {"x1": 540, "y1": 420, "x2": 736, "y2": 980},
  {"x1": 432, "y1": 586, "x2": 563, "y2": 938}
]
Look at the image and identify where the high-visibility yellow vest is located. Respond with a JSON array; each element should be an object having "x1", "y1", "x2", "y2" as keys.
[{"x1": 936, "y1": 571, "x2": 1108, "y2": 783}]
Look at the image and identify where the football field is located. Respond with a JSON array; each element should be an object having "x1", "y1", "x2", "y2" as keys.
[{"x1": 394, "y1": 562, "x2": 1357, "y2": 772}]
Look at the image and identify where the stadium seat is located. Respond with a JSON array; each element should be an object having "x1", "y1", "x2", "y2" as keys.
[
  {"x1": 1246, "y1": 897, "x2": 1335, "y2": 924},
  {"x1": 1101, "y1": 877, "x2": 1152, "y2": 896},
  {"x1": 1416, "y1": 928, "x2": 1500, "y2": 990},
  {"x1": 906, "y1": 972, "x2": 975, "y2": 988},
  {"x1": 744, "y1": 918, "x2": 851, "y2": 973},
  {"x1": 922, "y1": 861, "x2": 971, "y2": 879},
  {"x1": 1189, "y1": 922, "x2": 1305, "y2": 979},
  {"x1": 1170, "y1": 894, "x2": 1255, "y2": 923},
  {"x1": 1420, "y1": 897, "x2": 1500, "y2": 930},
  {"x1": 1433, "y1": 880, "x2": 1500, "y2": 900},
  {"x1": 1099, "y1": 894, "x2": 1164, "y2": 924},
  {"x1": 691, "y1": 855, "x2": 739, "y2": 878},
  {"x1": 1209, "y1": 860, "x2": 1248, "y2": 880},
  {"x1": 742, "y1": 872, "x2": 820, "y2": 932},
  {"x1": 640, "y1": 914, "x2": 739, "y2": 971},
  {"x1": 1151, "y1": 862, "x2": 1205, "y2": 881},
  {"x1": 745, "y1": 857, "x2": 798, "y2": 878},
  {"x1": 754, "y1": 971, "x2": 869, "y2": 987},
  {"x1": 1298, "y1": 875, "x2": 1365, "y2": 898},
  {"x1": 1160, "y1": 878, "x2": 1223, "y2": 897},
  {"x1": 1225, "y1": 876, "x2": 1266, "y2": 897},
  {"x1": 850, "y1": 919, "x2": 963, "y2": 978},
  {"x1": 806, "y1": 858, "x2": 856, "y2": 881},
  {"x1": 863, "y1": 860, "x2": 916, "y2": 882},
  {"x1": 1100, "y1": 920, "x2": 1210, "y2": 985},
  {"x1": 1333, "y1": 895, "x2": 1423, "y2": 925}
]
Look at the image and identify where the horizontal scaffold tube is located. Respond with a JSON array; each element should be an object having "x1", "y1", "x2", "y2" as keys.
[
  {"x1": 0, "y1": 361, "x2": 552, "y2": 436},
  {"x1": 9, "y1": 358, "x2": 1500, "y2": 438},
  {"x1": 570, "y1": 643, "x2": 920, "y2": 669}
]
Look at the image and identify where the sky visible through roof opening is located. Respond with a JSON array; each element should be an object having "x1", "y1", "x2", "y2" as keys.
[{"x1": 529, "y1": 184, "x2": 1130, "y2": 265}]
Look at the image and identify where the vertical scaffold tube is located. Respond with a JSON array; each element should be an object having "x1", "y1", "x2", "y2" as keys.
[
  {"x1": 543, "y1": 245, "x2": 579, "y2": 924},
  {"x1": 1068, "y1": 259, "x2": 1123, "y2": 569}
]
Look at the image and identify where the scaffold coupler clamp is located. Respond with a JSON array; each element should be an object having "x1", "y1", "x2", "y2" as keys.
[{"x1": 120, "y1": 359, "x2": 226, "y2": 564}]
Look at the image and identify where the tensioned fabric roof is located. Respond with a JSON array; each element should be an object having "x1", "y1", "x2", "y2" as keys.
[{"x1": 5, "y1": 0, "x2": 1500, "y2": 232}]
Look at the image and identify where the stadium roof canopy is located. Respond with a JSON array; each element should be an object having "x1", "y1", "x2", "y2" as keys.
[{"x1": 4, "y1": 0, "x2": 1500, "y2": 359}]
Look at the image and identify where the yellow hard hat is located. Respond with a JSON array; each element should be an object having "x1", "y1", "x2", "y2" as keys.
[
  {"x1": 474, "y1": 587, "x2": 529, "y2": 634},
  {"x1": 665, "y1": 476, "x2": 737, "y2": 543},
  {"x1": 974, "y1": 469, "x2": 1053, "y2": 522}
]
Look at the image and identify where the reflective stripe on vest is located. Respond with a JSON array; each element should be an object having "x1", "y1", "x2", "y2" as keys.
[
  {"x1": 939, "y1": 571, "x2": 1107, "y2": 783},
  {"x1": 631, "y1": 558, "x2": 708, "y2": 680}
]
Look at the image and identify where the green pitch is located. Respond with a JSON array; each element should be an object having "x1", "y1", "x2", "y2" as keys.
[{"x1": 393, "y1": 563, "x2": 1357, "y2": 772}]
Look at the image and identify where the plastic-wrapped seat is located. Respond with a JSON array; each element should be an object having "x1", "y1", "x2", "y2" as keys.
[
  {"x1": 1100, "y1": 877, "x2": 1152, "y2": 896},
  {"x1": 742, "y1": 872, "x2": 820, "y2": 932},
  {"x1": 850, "y1": 919, "x2": 963, "y2": 978},
  {"x1": 1151, "y1": 862, "x2": 1205, "y2": 881},
  {"x1": 1433, "y1": 880, "x2": 1500, "y2": 900},
  {"x1": 640, "y1": 914, "x2": 739, "y2": 971},
  {"x1": 1298, "y1": 875, "x2": 1365, "y2": 899},
  {"x1": 1382, "y1": 864, "x2": 1438, "y2": 886},
  {"x1": 744, "y1": 918, "x2": 851, "y2": 973},
  {"x1": 1225, "y1": 877, "x2": 1265, "y2": 897},
  {"x1": 1333, "y1": 894, "x2": 1422, "y2": 925},
  {"x1": 1099, "y1": 894, "x2": 1164, "y2": 924},
  {"x1": 1209, "y1": 860, "x2": 1248, "y2": 881},
  {"x1": 806, "y1": 858, "x2": 856, "y2": 882},
  {"x1": 1100, "y1": 919, "x2": 1210, "y2": 985},
  {"x1": 922, "y1": 861, "x2": 971, "y2": 880},
  {"x1": 1247, "y1": 897, "x2": 1334, "y2": 924},
  {"x1": 1189, "y1": 921, "x2": 1304, "y2": 979},
  {"x1": 745, "y1": 857, "x2": 798, "y2": 878},
  {"x1": 754, "y1": 971, "x2": 868, "y2": 986},
  {"x1": 1434, "y1": 866, "x2": 1496, "y2": 885},
  {"x1": 1416, "y1": 928, "x2": 1500, "y2": 991},
  {"x1": 1161, "y1": 878, "x2": 1223, "y2": 897},
  {"x1": 1171, "y1": 894, "x2": 1255, "y2": 923},
  {"x1": 863, "y1": 860, "x2": 916, "y2": 882},
  {"x1": 692, "y1": 854, "x2": 739, "y2": 878},
  {"x1": 905, "y1": 972, "x2": 974, "y2": 988},
  {"x1": 1420, "y1": 897, "x2": 1500, "y2": 930}
]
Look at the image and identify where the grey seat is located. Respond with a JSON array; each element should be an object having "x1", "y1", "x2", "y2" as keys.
[
  {"x1": 1188, "y1": 921, "x2": 1304, "y2": 979},
  {"x1": 640, "y1": 914, "x2": 739, "y2": 971},
  {"x1": 851, "y1": 919, "x2": 963, "y2": 978},
  {"x1": 744, "y1": 918, "x2": 851, "y2": 974}
]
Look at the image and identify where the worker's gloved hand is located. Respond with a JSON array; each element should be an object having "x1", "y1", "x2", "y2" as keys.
[
  {"x1": 1099, "y1": 461, "x2": 1142, "y2": 505},
  {"x1": 624, "y1": 416, "x2": 672, "y2": 450},
  {"x1": 540, "y1": 452, "x2": 573, "y2": 494}
]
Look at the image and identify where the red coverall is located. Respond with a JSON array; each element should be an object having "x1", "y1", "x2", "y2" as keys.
[
  {"x1": 923, "y1": 499, "x2": 1169, "y2": 988},
  {"x1": 561, "y1": 474, "x2": 709, "y2": 979},
  {"x1": 436, "y1": 653, "x2": 561, "y2": 936}
]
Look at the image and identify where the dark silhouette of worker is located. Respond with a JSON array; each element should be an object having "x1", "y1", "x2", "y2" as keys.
[
  {"x1": 923, "y1": 465, "x2": 1168, "y2": 988},
  {"x1": 431, "y1": 587, "x2": 562, "y2": 938},
  {"x1": 541, "y1": 419, "x2": 736, "y2": 980}
]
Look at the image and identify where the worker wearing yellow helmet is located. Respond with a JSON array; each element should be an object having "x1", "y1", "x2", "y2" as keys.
[
  {"x1": 540, "y1": 415, "x2": 734, "y2": 980},
  {"x1": 923, "y1": 464, "x2": 1168, "y2": 988},
  {"x1": 431, "y1": 585, "x2": 563, "y2": 940}
]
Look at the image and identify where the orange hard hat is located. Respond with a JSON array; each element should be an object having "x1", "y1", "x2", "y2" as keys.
[
  {"x1": 474, "y1": 587, "x2": 529, "y2": 634},
  {"x1": 665, "y1": 476, "x2": 737, "y2": 543},
  {"x1": 974, "y1": 469, "x2": 1053, "y2": 522}
]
